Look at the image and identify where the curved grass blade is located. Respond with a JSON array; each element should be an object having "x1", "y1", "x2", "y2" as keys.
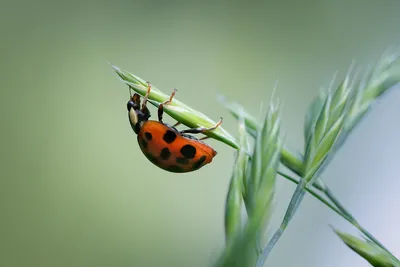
[
  {"x1": 303, "y1": 73, "x2": 351, "y2": 183},
  {"x1": 219, "y1": 97, "x2": 304, "y2": 176},
  {"x1": 257, "y1": 68, "x2": 353, "y2": 267},
  {"x1": 345, "y1": 51, "x2": 400, "y2": 133},
  {"x1": 215, "y1": 100, "x2": 281, "y2": 267},
  {"x1": 112, "y1": 65, "x2": 239, "y2": 149},
  {"x1": 247, "y1": 102, "x2": 280, "y2": 222},
  {"x1": 224, "y1": 118, "x2": 249, "y2": 247},
  {"x1": 304, "y1": 90, "x2": 327, "y2": 145},
  {"x1": 333, "y1": 228, "x2": 400, "y2": 267},
  {"x1": 218, "y1": 97, "x2": 258, "y2": 138},
  {"x1": 248, "y1": 102, "x2": 281, "y2": 267}
]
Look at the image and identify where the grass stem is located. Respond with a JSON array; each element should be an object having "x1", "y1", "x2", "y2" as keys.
[
  {"x1": 277, "y1": 171, "x2": 399, "y2": 264},
  {"x1": 317, "y1": 180, "x2": 398, "y2": 261}
]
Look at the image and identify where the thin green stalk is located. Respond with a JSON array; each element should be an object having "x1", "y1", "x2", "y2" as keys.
[
  {"x1": 278, "y1": 172, "x2": 384, "y2": 233},
  {"x1": 256, "y1": 179, "x2": 307, "y2": 267},
  {"x1": 113, "y1": 52, "x2": 400, "y2": 267},
  {"x1": 279, "y1": 171, "x2": 399, "y2": 263},
  {"x1": 317, "y1": 180, "x2": 395, "y2": 257},
  {"x1": 220, "y1": 97, "x2": 304, "y2": 177},
  {"x1": 280, "y1": 148, "x2": 303, "y2": 176},
  {"x1": 277, "y1": 171, "x2": 342, "y2": 217},
  {"x1": 113, "y1": 66, "x2": 238, "y2": 149},
  {"x1": 225, "y1": 89, "x2": 399, "y2": 266}
]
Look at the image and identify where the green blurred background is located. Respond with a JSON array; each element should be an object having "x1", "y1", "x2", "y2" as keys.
[{"x1": 1, "y1": 0, "x2": 400, "y2": 266}]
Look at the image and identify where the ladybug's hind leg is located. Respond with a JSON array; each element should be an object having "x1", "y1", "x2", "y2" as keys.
[
  {"x1": 158, "y1": 88, "x2": 177, "y2": 124},
  {"x1": 179, "y1": 117, "x2": 223, "y2": 135},
  {"x1": 141, "y1": 82, "x2": 152, "y2": 112}
]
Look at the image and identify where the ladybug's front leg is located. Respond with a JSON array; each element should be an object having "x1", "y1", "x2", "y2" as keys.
[
  {"x1": 157, "y1": 88, "x2": 177, "y2": 124},
  {"x1": 179, "y1": 117, "x2": 223, "y2": 135}
]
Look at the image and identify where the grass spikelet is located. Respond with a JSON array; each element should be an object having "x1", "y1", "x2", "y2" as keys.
[
  {"x1": 333, "y1": 228, "x2": 400, "y2": 267},
  {"x1": 218, "y1": 96, "x2": 259, "y2": 138},
  {"x1": 224, "y1": 118, "x2": 249, "y2": 247},
  {"x1": 216, "y1": 98, "x2": 281, "y2": 267},
  {"x1": 112, "y1": 65, "x2": 239, "y2": 149},
  {"x1": 304, "y1": 89, "x2": 327, "y2": 144},
  {"x1": 248, "y1": 102, "x2": 281, "y2": 226},
  {"x1": 113, "y1": 50, "x2": 400, "y2": 267},
  {"x1": 303, "y1": 72, "x2": 351, "y2": 182},
  {"x1": 220, "y1": 97, "x2": 303, "y2": 176},
  {"x1": 345, "y1": 51, "x2": 400, "y2": 132}
]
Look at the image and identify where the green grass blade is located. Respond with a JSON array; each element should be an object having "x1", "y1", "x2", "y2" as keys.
[
  {"x1": 245, "y1": 102, "x2": 282, "y2": 266},
  {"x1": 112, "y1": 65, "x2": 239, "y2": 149},
  {"x1": 247, "y1": 102, "x2": 280, "y2": 220},
  {"x1": 253, "y1": 106, "x2": 281, "y2": 255},
  {"x1": 224, "y1": 119, "x2": 249, "y2": 246},
  {"x1": 303, "y1": 73, "x2": 351, "y2": 183},
  {"x1": 224, "y1": 168, "x2": 244, "y2": 246},
  {"x1": 220, "y1": 97, "x2": 304, "y2": 176},
  {"x1": 257, "y1": 62, "x2": 353, "y2": 267},
  {"x1": 345, "y1": 52, "x2": 400, "y2": 132},
  {"x1": 333, "y1": 228, "x2": 400, "y2": 267},
  {"x1": 216, "y1": 98, "x2": 281, "y2": 267},
  {"x1": 219, "y1": 97, "x2": 259, "y2": 138},
  {"x1": 256, "y1": 178, "x2": 307, "y2": 267},
  {"x1": 304, "y1": 90, "x2": 327, "y2": 145},
  {"x1": 303, "y1": 53, "x2": 400, "y2": 181}
]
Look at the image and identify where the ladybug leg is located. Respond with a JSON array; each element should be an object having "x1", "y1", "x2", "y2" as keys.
[
  {"x1": 128, "y1": 86, "x2": 133, "y2": 98},
  {"x1": 199, "y1": 136, "x2": 209, "y2": 140},
  {"x1": 141, "y1": 82, "x2": 152, "y2": 112},
  {"x1": 172, "y1": 121, "x2": 181, "y2": 127},
  {"x1": 158, "y1": 88, "x2": 177, "y2": 123},
  {"x1": 179, "y1": 117, "x2": 223, "y2": 135}
]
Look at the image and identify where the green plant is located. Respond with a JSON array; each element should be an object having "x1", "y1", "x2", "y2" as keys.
[{"x1": 113, "y1": 49, "x2": 400, "y2": 267}]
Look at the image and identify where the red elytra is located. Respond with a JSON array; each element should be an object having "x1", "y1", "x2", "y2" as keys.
[{"x1": 126, "y1": 83, "x2": 222, "y2": 173}]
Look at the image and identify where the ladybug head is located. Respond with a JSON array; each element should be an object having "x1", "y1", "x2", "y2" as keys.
[{"x1": 127, "y1": 93, "x2": 150, "y2": 134}]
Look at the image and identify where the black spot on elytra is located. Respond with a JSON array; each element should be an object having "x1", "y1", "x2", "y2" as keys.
[
  {"x1": 140, "y1": 139, "x2": 148, "y2": 149},
  {"x1": 180, "y1": 144, "x2": 196, "y2": 159},
  {"x1": 166, "y1": 165, "x2": 185, "y2": 173},
  {"x1": 193, "y1": 155, "x2": 207, "y2": 170},
  {"x1": 163, "y1": 130, "x2": 177, "y2": 144},
  {"x1": 176, "y1": 157, "x2": 189, "y2": 165},
  {"x1": 144, "y1": 132, "x2": 152, "y2": 140},
  {"x1": 160, "y1": 148, "x2": 171, "y2": 160}
]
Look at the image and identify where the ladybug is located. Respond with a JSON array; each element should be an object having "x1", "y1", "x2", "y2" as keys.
[{"x1": 127, "y1": 82, "x2": 223, "y2": 173}]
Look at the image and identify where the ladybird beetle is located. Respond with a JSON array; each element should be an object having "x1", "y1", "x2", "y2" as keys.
[{"x1": 127, "y1": 82, "x2": 222, "y2": 173}]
